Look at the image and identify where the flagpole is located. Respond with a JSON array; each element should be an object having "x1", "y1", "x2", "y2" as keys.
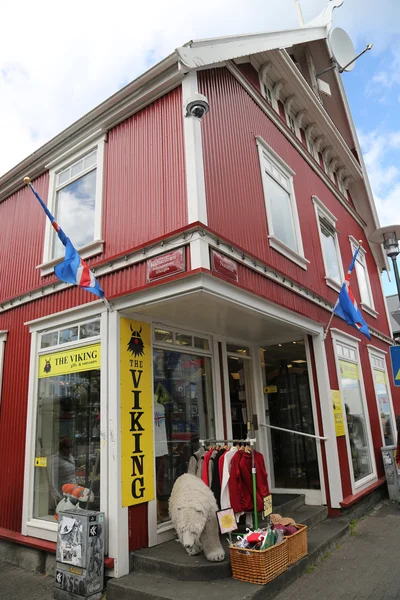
[{"x1": 322, "y1": 239, "x2": 363, "y2": 341}]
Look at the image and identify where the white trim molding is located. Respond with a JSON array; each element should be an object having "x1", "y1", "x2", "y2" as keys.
[
  {"x1": 182, "y1": 70, "x2": 208, "y2": 225},
  {"x1": 0, "y1": 331, "x2": 7, "y2": 410},
  {"x1": 256, "y1": 136, "x2": 309, "y2": 270}
]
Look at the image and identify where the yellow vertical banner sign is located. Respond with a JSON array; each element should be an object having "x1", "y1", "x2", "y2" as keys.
[
  {"x1": 120, "y1": 318, "x2": 154, "y2": 507},
  {"x1": 331, "y1": 390, "x2": 346, "y2": 437}
]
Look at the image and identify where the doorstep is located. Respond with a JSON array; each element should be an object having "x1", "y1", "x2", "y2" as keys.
[{"x1": 107, "y1": 518, "x2": 349, "y2": 600}]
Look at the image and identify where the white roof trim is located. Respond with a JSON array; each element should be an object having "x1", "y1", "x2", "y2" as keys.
[{"x1": 176, "y1": 26, "x2": 327, "y2": 69}]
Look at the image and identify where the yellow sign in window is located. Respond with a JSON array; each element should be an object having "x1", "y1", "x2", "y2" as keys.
[
  {"x1": 331, "y1": 390, "x2": 346, "y2": 437},
  {"x1": 38, "y1": 343, "x2": 101, "y2": 378}
]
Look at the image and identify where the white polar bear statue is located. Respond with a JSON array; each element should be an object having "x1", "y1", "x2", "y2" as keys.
[{"x1": 169, "y1": 473, "x2": 225, "y2": 562}]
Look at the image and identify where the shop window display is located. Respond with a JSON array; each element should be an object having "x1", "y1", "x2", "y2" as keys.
[
  {"x1": 153, "y1": 348, "x2": 215, "y2": 524},
  {"x1": 34, "y1": 322, "x2": 101, "y2": 521},
  {"x1": 34, "y1": 369, "x2": 101, "y2": 520}
]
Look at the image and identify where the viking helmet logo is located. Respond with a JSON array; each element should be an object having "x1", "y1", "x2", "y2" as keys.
[
  {"x1": 44, "y1": 359, "x2": 51, "y2": 374},
  {"x1": 127, "y1": 325, "x2": 145, "y2": 357}
]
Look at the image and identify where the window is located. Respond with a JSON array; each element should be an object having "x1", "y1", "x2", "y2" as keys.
[
  {"x1": 338, "y1": 178, "x2": 348, "y2": 200},
  {"x1": 260, "y1": 80, "x2": 278, "y2": 112},
  {"x1": 256, "y1": 137, "x2": 309, "y2": 270},
  {"x1": 153, "y1": 342, "x2": 215, "y2": 525},
  {"x1": 41, "y1": 136, "x2": 106, "y2": 275},
  {"x1": 306, "y1": 136, "x2": 318, "y2": 161},
  {"x1": 322, "y1": 153, "x2": 335, "y2": 183},
  {"x1": 33, "y1": 319, "x2": 101, "y2": 522},
  {"x1": 368, "y1": 349, "x2": 395, "y2": 446},
  {"x1": 334, "y1": 333, "x2": 376, "y2": 488},
  {"x1": 313, "y1": 196, "x2": 343, "y2": 291},
  {"x1": 349, "y1": 237, "x2": 376, "y2": 316}
]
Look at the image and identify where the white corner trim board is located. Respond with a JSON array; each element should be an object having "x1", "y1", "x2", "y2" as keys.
[{"x1": 182, "y1": 71, "x2": 208, "y2": 225}]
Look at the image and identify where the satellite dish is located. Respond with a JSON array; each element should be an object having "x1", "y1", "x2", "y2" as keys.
[{"x1": 329, "y1": 27, "x2": 356, "y2": 72}]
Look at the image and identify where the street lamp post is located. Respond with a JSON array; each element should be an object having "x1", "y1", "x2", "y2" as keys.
[{"x1": 369, "y1": 225, "x2": 400, "y2": 304}]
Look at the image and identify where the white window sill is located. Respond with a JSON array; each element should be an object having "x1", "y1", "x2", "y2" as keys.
[
  {"x1": 325, "y1": 277, "x2": 342, "y2": 293},
  {"x1": 361, "y1": 303, "x2": 378, "y2": 319},
  {"x1": 25, "y1": 518, "x2": 57, "y2": 542},
  {"x1": 354, "y1": 473, "x2": 377, "y2": 492},
  {"x1": 38, "y1": 240, "x2": 104, "y2": 277},
  {"x1": 268, "y1": 235, "x2": 309, "y2": 270}
]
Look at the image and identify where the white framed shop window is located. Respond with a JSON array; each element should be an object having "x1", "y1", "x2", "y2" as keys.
[
  {"x1": 0, "y1": 331, "x2": 7, "y2": 410},
  {"x1": 349, "y1": 236, "x2": 377, "y2": 318},
  {"x1": 331, "y1": 329, "x2": 377, "y2": 493},
  {"x1": 22, "y1": 304, "x2": 109, "y2": 544},
  {"x1": 313, "y1": 196, "x2": 344, "y2": 292},
  {"x1": 39, "y1": 134, "x2": 106, "y2": 276},
  {"x1": 367, "y1": 345, "x2": 397, "y2": 448},
  {"x1": 256, "y1": 136, "x2": 309, "y2": 270}
]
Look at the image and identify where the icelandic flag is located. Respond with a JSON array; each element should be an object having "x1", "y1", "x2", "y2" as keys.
[
  {"x1": 333, "y1": 246, "x2": 371, "y2": 340},
  {"x1": 25, "y1": 179, "x2": 104, "y2": 299}
]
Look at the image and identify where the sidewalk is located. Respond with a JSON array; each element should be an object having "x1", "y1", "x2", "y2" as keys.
[
  {"x1": 275, "y1": 501, "x2": 400, "y2": 600},
  {"x1": 1, "y1": 501, "x2": 399, "y2": 599}
]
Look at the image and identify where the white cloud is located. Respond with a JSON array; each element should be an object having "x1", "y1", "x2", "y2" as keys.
[
  {"x1": 0, "y1": 0, "x2": 397, "y2": 180},
  {"x1": 358, "y1": 129, "x2": 400, "y2": 226}
]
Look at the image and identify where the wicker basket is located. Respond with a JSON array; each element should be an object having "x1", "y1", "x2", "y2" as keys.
[
  {"x1": 284, "y1": 524, "x2": 308, "y2": 566},
  {"x1": 229, "y1": 539, "x2": 288, "y2": 585}
]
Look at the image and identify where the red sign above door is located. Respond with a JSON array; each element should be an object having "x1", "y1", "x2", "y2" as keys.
[
  {"x1": 146, "y1": 247, "x2": 186, "y2": 283},
  {"x1": 211, "y1": 250, "x2": 238, "y2": 281}
]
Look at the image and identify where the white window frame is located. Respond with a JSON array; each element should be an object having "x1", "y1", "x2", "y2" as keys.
[
  {"x1": 313, "y1": 196, "x2": 344, "y2": 292},
  {"x1": 0, "y1": 331, "x2": 7, "y2": 410},
  {"x1": 367, "y1": 345, "x2": 396, "y2": 448},
  {"x1": 338, "y1": 177, "x2": 349, "y2": 200},
  {"x1": 322, "y1": 153, "x2": 335, "y2": 183},
  {"x1": 256, "y1": 136, "x2": 309, "y2": 270},
  {"x1": 39, "y1": 134, "x2": 106, "y2": 276},
  {"x1": 331, "y1": 328, "x2": 377, "y2": 493},
  {"x1": 22, "y1": 304, "x2": 108, "y2": 544},
  {"x1": 306, "y1": 135, "x2": 319, "y2": 161},
  {"x1": 259, "y1": 70, "x2": 278, "y2": 112},
  {"x1": 285, "y1": 109, "x2": 301, "y2": 140},
  {"x1": 349, "y1": 236, "x2": 377, "y2": 318}
]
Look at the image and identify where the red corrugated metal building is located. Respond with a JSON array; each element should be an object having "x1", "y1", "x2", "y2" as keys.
[{"x1": 0, "y1": 15, "x2": 397, "y2": 579}]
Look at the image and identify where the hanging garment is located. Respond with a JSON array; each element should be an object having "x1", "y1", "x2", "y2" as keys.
[
  {"x1": 220, "y1": 446, "x2": 238, "y2": 509},
  {"x1": 201, "y1": 448, "x2": 215, "y2": 486},
  {"x1": 210, "y1": 449, "x2": 226, "y2": 508},
  {"x1": 208, "y1": 449, "x2": 218, "y2": 486},
  {"x1": 154, "y1": 401, "x2": 168, "y2": 458},
  {"x1": 187, "y1": 446, "x2": 206, "y2": 477},
  {"x1": 229, "y1": 450, "x2": 270, "y2": 513},
  {"x1": 218, "y1": 449, "x2": 227, "y2": 483}
]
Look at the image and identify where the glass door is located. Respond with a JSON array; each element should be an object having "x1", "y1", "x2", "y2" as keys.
[
  {"x1": 226, "y1": 344, "x2": 254, "y2": 439},
  {"x1": 261, "y1": 339, "x2": 321, "y2": 492}
]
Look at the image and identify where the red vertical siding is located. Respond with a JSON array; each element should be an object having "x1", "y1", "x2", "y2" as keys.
[
  {"x1": 198, "y1": 68, "x2": 391, "y2": 338},
  {"x1": 0, "y1": 87, "x2": 186, "y2": 303},
  {"x1": 103, "y1": 87, "x2": 187, "y2": 257},
  {"x1": 236, "y1": 63, "x2": 261, "y2": 93},
  {"x1": 128, "y1": 504, "x2": 148, "y2": 551},
  {"x1": 0, "y1": 173, "x2": 49, "y2": 301}
]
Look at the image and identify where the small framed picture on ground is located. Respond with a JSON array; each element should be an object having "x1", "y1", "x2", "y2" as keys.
[{"x1": 216, "y1": 508, "x2": 238, "y2": 534}]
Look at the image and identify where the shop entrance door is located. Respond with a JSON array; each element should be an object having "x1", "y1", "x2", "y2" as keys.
[
  {"x1": 225, "y1": 343, "x2": 255, "y2": 440},
  {"x1": 260, "y1": 338, "x2": 323, "y2": 504}
]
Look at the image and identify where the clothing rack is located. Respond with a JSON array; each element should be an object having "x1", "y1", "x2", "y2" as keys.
[{"x1": 199, "y1": 437, "x2": 258, "y2": 529}]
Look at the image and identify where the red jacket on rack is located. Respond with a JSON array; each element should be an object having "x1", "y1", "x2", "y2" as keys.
[{"x1": 228, "y1": 450, "x2": 270, "y2": 513}]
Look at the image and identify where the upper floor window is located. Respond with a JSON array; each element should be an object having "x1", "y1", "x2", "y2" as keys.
[
  {"x1": 350, "y1": 237, "x2": 377, "y2": 317},
  {"x1": 256, "y1": 137, "x2": 309, "y2": 270},
  {"x1": 338, "y1": 177, "x2": 349, "y2": 200},
  {"x1": 40, "y1": 136, "x2": 106, "y2": 276},
  {"x1": 261, "y1": 82, "x2": 278, "y2": 112},
  {"x1": 322, "y1": 153, "x2": 335, "y2": 183},
  {"x1": 306, "y1": 136, "x2": 318, "y2": 161},
  {"x1": 313, "y1": 196, "x2": 343, "y2": 291}
]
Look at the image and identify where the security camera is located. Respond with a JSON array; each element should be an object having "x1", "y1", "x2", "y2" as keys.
[{"x1": 185, "y1": 93, "x2": 209, "y2": 119}]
